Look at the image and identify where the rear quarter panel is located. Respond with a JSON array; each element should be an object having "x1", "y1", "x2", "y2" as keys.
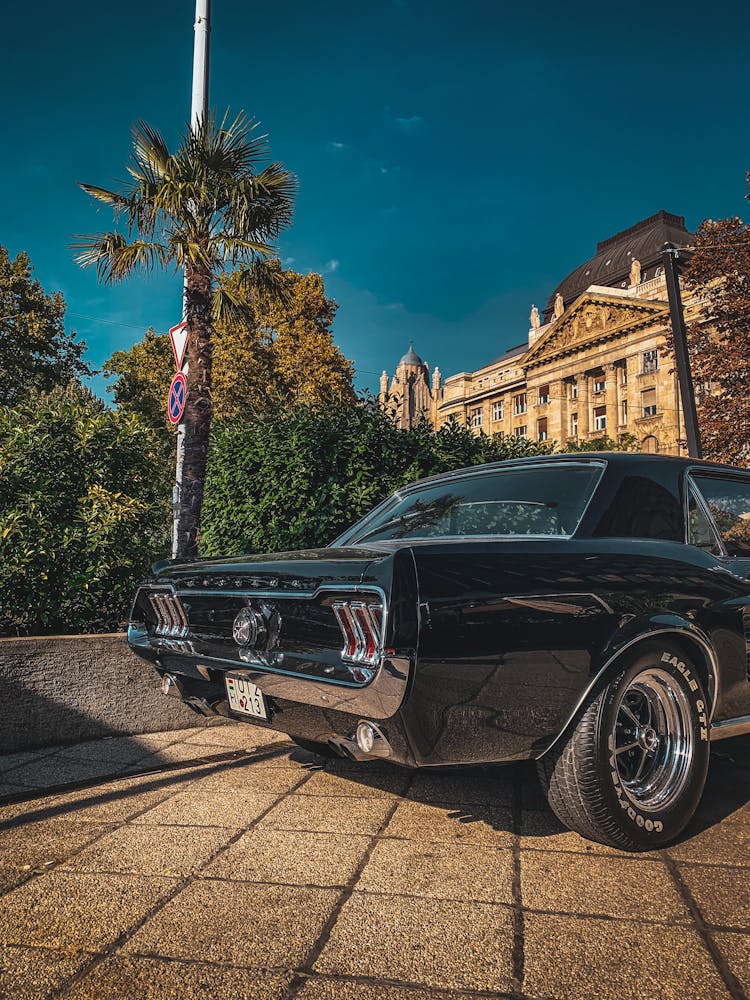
[{"x1": 403, "y1": 538, "x2": 750, "y2": 765}]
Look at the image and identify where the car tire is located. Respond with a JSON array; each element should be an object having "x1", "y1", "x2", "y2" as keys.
[
  {"x1": 291, "y1": 737, "x2": 341, "y2": 759},
  {"x1": 536, "y1": 640, "x2": 711, "y2": 850}
]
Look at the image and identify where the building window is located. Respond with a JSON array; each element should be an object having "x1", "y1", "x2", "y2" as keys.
[
  {"x1": 642, "y1": 388, "x2": 657, "y2": 417},
  {"x1": 570, "y1": 380, "x2": 579, "y2": 400},
  {"x1": 570, "y1": 412, "x2": 578, "y2": 437},
  {"x1": 593, "y1": 375, "x2": 606, "y2": 394},
  {"x1": 697, "y1": 381, "x2": 712, "y2": 403},
  {"x1": 621, "y1": 399, "x2": 628, "y2": 425},
  {"x1": 470, "y1": 407, "x2": 483, "y2": 427},
  {"x1": 620, "y1": 365, "x2": 628, "y2": 386},
  {"x1": 642, "y1": 349, "x2": 658, "y2": 374},
  {"x1": 537, "y1": 417, "x2": 548, "y2": 441},
  {"x1": 513, "y1": 393, "x2": 527, "y2": 415},
  {"x1": 594, "y1": 405, "x2": 607, "y2": 431},
  {"x1": 643, "y1": 435, "x2": 659, "y2": 454},
  {"x1": 537, "y1": 384, "x2": 549, "y2": 405},
  {"x1": 514, "y1": 425, "x2": 527, "y2": 439},
  {"x1": 492, "y1": 400, "x2": 504, "y2": 422}
]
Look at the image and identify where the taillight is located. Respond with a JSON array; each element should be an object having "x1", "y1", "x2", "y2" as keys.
[
  {"x1": 148, "y1": 591, "x2": 189, "y2": 638},
  {"x1": 332, "y1": 600, "x2": 384, "y2": 666}
]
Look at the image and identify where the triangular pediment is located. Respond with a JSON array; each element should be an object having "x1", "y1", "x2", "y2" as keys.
[{"x1": 525, "y1": 289, "x2": 669, "y2": 367}]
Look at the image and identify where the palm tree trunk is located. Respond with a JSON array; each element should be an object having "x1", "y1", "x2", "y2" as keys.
[{"x1": 176, "y1": 264, "x2": 214, "y2": 557}]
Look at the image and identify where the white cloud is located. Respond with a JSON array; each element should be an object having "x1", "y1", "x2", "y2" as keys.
[
  {"x1": 325, "y1": 259, "x2": 340, "y2": 273},
  {"x1": 327, "y1": 141, "x2": 349, "y2": 151},
  {"x1": 282, "y1": 256, "x2": 296, "y2": 266},
  {"x1": 384, "y1": 106, "x2": 425, "y2": 132},
  {"x1": 394, "y1": 114, "x2": 423, "y2": 131}
]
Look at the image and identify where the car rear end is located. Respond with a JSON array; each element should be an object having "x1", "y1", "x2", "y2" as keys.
[{"x1": 127, "y1": 545, "x2": 420, "y2": 764}]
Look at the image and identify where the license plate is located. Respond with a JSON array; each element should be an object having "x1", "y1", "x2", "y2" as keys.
[{"x1": 225, "y1": 675, "x2": 268, "y2": 720}]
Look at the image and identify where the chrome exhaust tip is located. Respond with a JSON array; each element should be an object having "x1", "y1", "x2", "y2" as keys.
[
  {"x1": 328, "y1": 723, "x2": 393, "y2": 761},
  {"x1": 161, "y1": 673, "x2": 180, "y2": 698},
  {"x1": 355, "y1": 721, "x2": 392, "y2": 759}
]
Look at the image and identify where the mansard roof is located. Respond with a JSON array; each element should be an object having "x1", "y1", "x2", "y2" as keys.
[
  {"x1": 544, "y1": 210, "x2": 693, "y2": 320},
  {"x1": 485, "y1": 342, "x2": 527, "y2": 368}
]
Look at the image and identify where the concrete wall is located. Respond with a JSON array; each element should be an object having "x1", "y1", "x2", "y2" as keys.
[{"x1": 0, "y1": 633, "x2": 222, "y2": 753}]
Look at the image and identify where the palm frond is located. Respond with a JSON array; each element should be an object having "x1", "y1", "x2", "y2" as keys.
[
  {"x1": 168, "y1": 228, "x2": 216, "y2": 272},
  {"x1": 77, "y1": 183, "x2": 132, "y2": 213},
  {"x1": 215, "y1": 234, "x2": 275, "y2": 267},
  {"x1": 228, "y1": 164, "x2": 296, "y2": 220},
  {"x1": 71, "y1": 232, "x2": 171, "y2": 284},
  {"x1": 212, "y1": 281, "x2": 256, "y2": 329},
  {"x1": 130, "y1": 120, "x2": 171, "y2": 183},
  {"x1": 230, "y1": 259, "x2": 291, "y2": 306},
  {"x1": 251, "y1": 162, "x2": 299, "y2": 203},
  {"x1": 190, "y1": 110, "x2": 270, "y2": 176}
]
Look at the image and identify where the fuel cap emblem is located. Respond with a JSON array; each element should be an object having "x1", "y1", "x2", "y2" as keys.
[{"x1": 232, "y1": 606, "x2": 267, "y2": 648}]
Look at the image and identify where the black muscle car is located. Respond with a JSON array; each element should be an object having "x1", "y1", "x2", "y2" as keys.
[{"x1": 128, "y1": 453, "x2": 750, "y2": 850}]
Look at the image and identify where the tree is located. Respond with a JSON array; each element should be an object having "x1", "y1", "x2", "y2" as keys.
[
  {"x1": 212, "y1": 265, "x2": 354, "y2": 417},
  {"x1": 0, "y1": 383, "x2": 170, "y2": 636},
  {"x1": 675, "y1": 197, "x2": 750, "y2": 466},
  {"x1": 104, "y1": 267, "x2": 354, "y2": 427},
  {"x1": 73, "y1": 111, "x2": 296, "y2": 555},
  {"x1": 201, "y1": 402, "x2": 550, "y2": 556},
  {"x1": 0, "y1": 245, "x2": 90, "y2": 404}
]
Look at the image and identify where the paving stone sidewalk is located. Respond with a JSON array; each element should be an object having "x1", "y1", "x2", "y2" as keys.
[{"x1": 0, "y1": 725, "x2": 748, "y2": 999}]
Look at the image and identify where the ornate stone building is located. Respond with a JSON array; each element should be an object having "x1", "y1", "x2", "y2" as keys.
[
  {"x1": 380, "y1": 211, "x2": 699, "y2": 455},
  {"x1": 379, "y1": 343, "x2": 442, "y2": 429}
]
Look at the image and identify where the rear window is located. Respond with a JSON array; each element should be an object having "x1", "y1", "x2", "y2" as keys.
[{"x1": 341, "y1": 463, "x2": 603, "y2": 544}]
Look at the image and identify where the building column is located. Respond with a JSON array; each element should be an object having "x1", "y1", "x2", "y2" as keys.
[
  {"x1": 553, "y1": 379, "x2": 567, "y2": 445},
  {"x1": 625, "y1": 355, "x2": 640, "y2": 442},
  {"x1": 579, "y1": 375, "x2": 591, "y2": 437},
  {"x1": 605, "y1": 364, "x2": 619, "y2": 439}
]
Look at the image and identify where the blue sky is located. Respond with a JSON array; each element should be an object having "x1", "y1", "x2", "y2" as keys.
[{"x1": 2, "y1": 0, "x2": 749, "y2": 400}]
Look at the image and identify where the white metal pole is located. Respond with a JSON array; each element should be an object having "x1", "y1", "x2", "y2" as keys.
[
  {"x1": 191, "y1": 0, "x2": 211, "y2": 128},
  {"x1": 173, "y1": 0, "x2": 211, "y2": 558}
]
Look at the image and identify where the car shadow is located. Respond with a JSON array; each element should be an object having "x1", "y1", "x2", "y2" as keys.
[
  {"x1": 2, "y1": 733, "x2": 746, "y2": 851},
  {"x1": 301, "y1": 733, "x2": 750, "y2": 849},
  {"x1": 678, "y1": 733, "x2": 750, "y2": 840}
]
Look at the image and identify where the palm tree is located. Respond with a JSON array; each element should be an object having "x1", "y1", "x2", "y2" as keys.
[{"x1": 73, "y1": 111, "x2": 296, "y2": 557}]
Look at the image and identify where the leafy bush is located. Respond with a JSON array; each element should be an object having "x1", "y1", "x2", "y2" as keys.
[
  {"x1": 201, "y1": 400, "x2": 551, "y2": 556},
  {"x1": 562, "y1": 432, "x2": 639, "y2": 453},
  {"x1": 0, "y1": 385, "x2": 171, "y2": 636}
]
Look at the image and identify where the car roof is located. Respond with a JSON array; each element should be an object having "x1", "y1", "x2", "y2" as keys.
[{"x1": 402, "y1": 451, "x2": 749, "y2": 492}]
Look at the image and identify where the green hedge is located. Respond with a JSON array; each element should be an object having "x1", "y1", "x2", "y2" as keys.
[
  {"x1": 201, "y1": 401, "x2": 551, "y2": 556},
  {"x1": 0, "y1": 385, "x2": 170, "y2": 636}
]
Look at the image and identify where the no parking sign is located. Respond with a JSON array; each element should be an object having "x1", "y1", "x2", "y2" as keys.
[{"x1": 167, "y1": 372, "x2": 187, "y2": 424}]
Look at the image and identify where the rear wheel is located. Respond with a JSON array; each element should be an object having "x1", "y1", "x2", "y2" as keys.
[{"x1": 537, "y1": 640, "x2": 711, "y2": 850}]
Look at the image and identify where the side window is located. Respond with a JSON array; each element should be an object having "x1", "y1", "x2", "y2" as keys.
[
  {"x1": 593, "y1": 475, "x2": 683, "y2": 541},
  {"x1": 692, "y1": 474, "x2": 750, "y2": 556},
  {"x1": 687, "y1": 486, "x2": 722, "y2": 555}
]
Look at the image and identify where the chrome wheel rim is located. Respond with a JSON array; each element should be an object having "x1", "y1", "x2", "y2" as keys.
[{"x1": 612, "y1": 667, "x2": 695, "y2": 812}]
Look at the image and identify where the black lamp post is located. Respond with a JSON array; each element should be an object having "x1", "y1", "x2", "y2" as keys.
[{"x1": 662, "y1": 243, "x2": 702, "y2": 459}]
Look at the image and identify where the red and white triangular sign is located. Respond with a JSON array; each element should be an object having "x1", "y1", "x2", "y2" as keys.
[{"x1": 169, "y1": 321, "x2": 189, "y2": 371}]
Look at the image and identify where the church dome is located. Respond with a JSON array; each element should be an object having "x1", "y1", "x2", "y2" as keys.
[{"x1": 399, "y1": 342, "x2": 424, "y2": 367}]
